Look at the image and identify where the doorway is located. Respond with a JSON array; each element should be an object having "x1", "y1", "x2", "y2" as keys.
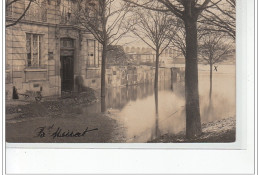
[{"x1": 60, "y1": 56, "x2": 74, "y2": 92}]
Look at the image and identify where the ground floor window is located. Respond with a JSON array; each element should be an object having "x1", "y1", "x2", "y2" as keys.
[
  {"x1": 87, "y1": 39, "x2": 98, "y2": 67},
  {"x1": 26, "y1": 33, "x2": 43, "y2": 67}
]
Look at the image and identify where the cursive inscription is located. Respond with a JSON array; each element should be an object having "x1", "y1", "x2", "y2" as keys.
[{"x1": 35, "y1": 124, "x2": 98, "y2": 139}]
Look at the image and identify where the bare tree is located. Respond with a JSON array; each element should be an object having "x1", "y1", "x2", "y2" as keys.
[
  {"x1": 130, "y1": 8, "x2": 175, "y2": 114},
  {"x1": 6, "y1": 0, "x2": 34, "y2": 28},
  {"x1": 75, "y1": 0, "x2": 131, "y2": 112},
  {"x1": 199, "y1": 0, "x2": 236, "y2": 39},
  {"x1": 124, "y1": 0, "x2": 220, "y2": 139},
  {"x1": 198, "y1": 34, "x2": 234, "y2": 99},
  {"x1": 107, "y1": 45, "x2": 128, "y2": 66},
  {"x1": 171, "y1": 19, "x2": 206, "y2": 58},
  {"x1": 171, "y1": 27, "x2": 186, "y2": 57}
]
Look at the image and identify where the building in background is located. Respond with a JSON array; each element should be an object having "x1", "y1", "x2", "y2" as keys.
[
  {"x1": 5, "y1": 0, "x2": 102, "y2": 99},
  {"x1": 123, "y1": 46, "x2": 184, "y2": 66}
]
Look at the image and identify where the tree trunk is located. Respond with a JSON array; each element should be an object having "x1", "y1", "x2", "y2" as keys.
[
  {"x1": 154, "y1": 49, "x2": 159, "y2": 116},
  {"x1": 101, "y1": 43, "x2": 107, "y2": 113},
  {"x1": 209, "y1": 63, "x2": 213, "y2": 99},
  {"x1": 154, "y1": 50, "x2": 159, "y2": 93},
  {"x1": 184, "y1": 18, "x2": 202, "y2": 139},
  {"x1": 154, "y1": 87, "x2": 159, "y2": 137},
  {"x1": 153, "y1": 49, "x2": 160, "y2": 140},
  {"x1": 154, "y1": 85, "x2": 159, "y2": 114}
]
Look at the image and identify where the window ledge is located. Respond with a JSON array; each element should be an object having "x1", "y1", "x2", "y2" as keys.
[
  {"x1": 86, "y1": 67, "x2": 100, "y2": 70},
  {"x1": 61, "y1": 47, "x2": 74, "y2": 50},
  {"x1": 25, "y1": 68, "x2": 47, "y2": 72}
]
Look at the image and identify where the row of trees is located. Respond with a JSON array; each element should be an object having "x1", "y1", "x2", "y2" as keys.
[
  {"x1": 123, "y1": 0, "x2": 235, "y2": 138},
  {"x1": 6, "y1": 0, "x2": 235, "y2": 139}
]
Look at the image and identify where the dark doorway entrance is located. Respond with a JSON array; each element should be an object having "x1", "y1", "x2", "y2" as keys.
[{"x1": 60, "y1": 56, "x2": 74, "y2": 92}]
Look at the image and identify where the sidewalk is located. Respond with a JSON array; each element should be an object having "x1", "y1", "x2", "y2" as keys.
[
  {"x1": 149, "y1": 117, "x2": 236, "y2": 143},
  {"x1": 6, "y1": 88, "x2": 119, "y2": 143},
  {"x1": 6, "y1": 87, "x2": 98, "y2": 122}
]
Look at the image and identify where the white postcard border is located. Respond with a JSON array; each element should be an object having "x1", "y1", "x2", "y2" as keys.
[{"x1": 2, "y1": 0, "x2": 257, "y2": 174}]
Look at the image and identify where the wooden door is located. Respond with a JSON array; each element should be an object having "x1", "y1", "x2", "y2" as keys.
[{"x1": 60, "y1": 56, "x2": 74, "y2": 92}]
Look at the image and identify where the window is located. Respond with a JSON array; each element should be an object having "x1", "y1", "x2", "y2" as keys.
[
  {"x1": 60, "y1": 0, "x2": 73, "y2": 24},
  {"x1": 87, "y1": 39, "x2": 97, "y2": 67},
  {"x1": 26, "y1": 33, "x2": 43, "y2": 67},
  {"x1": 25, "y1": 0, "x2": 47, "y2": 22},
  {"x1": 169, "y1": 48, "x2": 173, "y2": 57},
  {"x1": 6, "y1": 1, "x2": 13, "y2": 17},
  {"x1": 85, "y1": 0, "x2": 97, "y2": 18},
  {"x1": 48, "y1": 52, "x2": 54, "y2": 60}
]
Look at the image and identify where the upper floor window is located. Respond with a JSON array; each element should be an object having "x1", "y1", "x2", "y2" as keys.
[
  {"x1": 25, "y1": 0, "x2": 47, "y2": 22},
  {"x1": 169, "y1": 48, "x2": 173, "y2": 57},
  {"x1": 6, "y1": 0, "x2": 13, "y2": 17},
  {"x1": 60, "y1": 0, "x2": 76, "y2": 24},
  {"x1": 26, "y1": 33, "x2": 43, "y2": 67},
  {"x1": 85, "y1": 1, "x2": 97, "y2": 18},
  {"x1": 6, "y1": 0, "x2": 47, "y2": 22}
]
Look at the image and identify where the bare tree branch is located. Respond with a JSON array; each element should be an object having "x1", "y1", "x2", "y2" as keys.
[
  {"x1": 6, "y1": 0, "x2": 33, "y2": 28},
  {"x1": 199, "y1": 0, "x2": 236, "y2": 39},
  {"x1": 6, "y1": 0, "x2": 19, "y2": 8},
  {"x1": 123, "y1": 0, "x2": 171, "y2": 13},
  {"x1": 198, "y1": 33, "x2": 235, "y2": 65}
]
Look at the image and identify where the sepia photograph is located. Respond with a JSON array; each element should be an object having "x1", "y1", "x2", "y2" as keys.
[{"x1": 5, "y1": 0, "x2": 236, "y2": 143}]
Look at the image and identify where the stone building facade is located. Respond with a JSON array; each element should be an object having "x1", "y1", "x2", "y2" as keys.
[
  {"x1": 5, "y1": 0, "x2": 176, "y2": 100},
  {"x1": 5, "y1": 0, "x2": 102, "y2": 99}
]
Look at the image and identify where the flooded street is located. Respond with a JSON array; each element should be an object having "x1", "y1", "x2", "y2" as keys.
[
  {"x1": 6, "y1": 64, "x2": 235, "y2": 143},
  {"x1": 96, "y1": 64, "x2": 236, "y2": 142}
]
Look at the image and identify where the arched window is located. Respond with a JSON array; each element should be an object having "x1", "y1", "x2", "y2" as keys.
[
  {"x1": 130, "y1": 47, "x2": 135, "y2": 53},
  {"x1": 136, "y1": 47, "x2": 140, "y2": 54},
  {"x1": 141, "y1": 47, "x2": 146, "y2": 54},
  {"x1": 125, "y1": 47, "x2": 130, "y2": 53}
]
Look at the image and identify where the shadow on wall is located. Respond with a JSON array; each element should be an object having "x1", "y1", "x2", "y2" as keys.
[
  {"x1": 75, "y1": 75, "x2": 96, "y2": 93},
  {"x1": 75, "y1": 75, "x2": 84, "y2": 93}
]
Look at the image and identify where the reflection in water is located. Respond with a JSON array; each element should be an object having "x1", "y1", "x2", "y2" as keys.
[
  {"x1": 206, "y1": 99, "x2": 213, "y2": 121},
  {"x1": 154, "y1": 88, "x2": 160, "y2": 139},
  {"x1": 101, "y1": 97, "x2": 106, "y2": 113},
  {"x1": 82, "y1": 65, "x2": 235, "y2": 142}
]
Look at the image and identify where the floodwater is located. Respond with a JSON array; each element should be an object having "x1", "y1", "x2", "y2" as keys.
[
  {"x1": 6, "y1": 64, "x2": 235, "y2": 143},
  {"x1": 86, "y1": 64, "x2": 236, "y2": 142}
]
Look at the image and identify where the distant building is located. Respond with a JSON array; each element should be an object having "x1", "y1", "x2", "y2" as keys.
[
  {"x1": 5, "y1": 0, "x2": 102, "y2": 99},
  {"x1": 123, "y1": 46, "x2": 185, "y2": 66}
]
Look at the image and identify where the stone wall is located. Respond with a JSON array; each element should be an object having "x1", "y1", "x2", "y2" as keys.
[
  {"x1": 5, "y1": 0, "x2": 62, "y2": 99},
  {"x1": 84, "y1": 65, "x2": 173, "y2": 90},
  {"x1": 5, "y1": 22, "x2": 52, "y2": 99}
]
